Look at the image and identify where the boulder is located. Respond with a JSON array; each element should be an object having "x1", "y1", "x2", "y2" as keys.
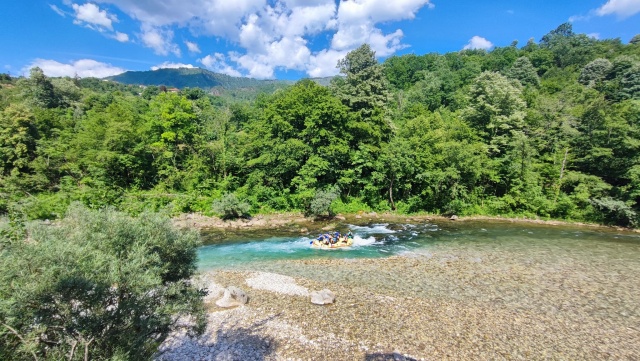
[
  {"x1": 216, "y1": 286, "x2": 249, "y2": 308},
  {"x1": 335, "y1": 215, "x2": 346, "y2": 221},
  {"x1": 449, "y1": 215, "x2": 458, "y2": 221},
  {"x1": 310, "y1": 289, "x2": 336, "y2": 305}
]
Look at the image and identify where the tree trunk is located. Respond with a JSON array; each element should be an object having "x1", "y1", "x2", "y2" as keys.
[
  {"x1": 555, "y1": 147, "x2": 569, "y2": 203},
  {"x1": 389, "y1": 178, "x2": 396, "y2": 210}
]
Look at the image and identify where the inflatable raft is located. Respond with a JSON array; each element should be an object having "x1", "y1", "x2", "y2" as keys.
[{"x1": 311, "y1": 237, "x2": 353, "y2": 249}]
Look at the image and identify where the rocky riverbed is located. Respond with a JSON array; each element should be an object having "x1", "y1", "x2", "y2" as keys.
[{"x1": 155, "y1": 241, "x2": 640, "y2": 361}]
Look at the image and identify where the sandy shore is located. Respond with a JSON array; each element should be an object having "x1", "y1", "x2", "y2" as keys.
[{"x1": 156, "y1": 243, "x2": 640, "y2": 360}]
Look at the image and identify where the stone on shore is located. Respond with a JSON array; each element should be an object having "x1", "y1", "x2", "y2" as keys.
[
  {"x1": 215, "y1": 286, "x2": 248, "y2": 308},
  {"x1": 310, "y1": 289, "x2": 335, "y2": 305}
]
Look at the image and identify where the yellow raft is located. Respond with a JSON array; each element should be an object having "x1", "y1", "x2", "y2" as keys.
[{"x1": 311, "y1": 237, "x2": 353, "y2": 249}]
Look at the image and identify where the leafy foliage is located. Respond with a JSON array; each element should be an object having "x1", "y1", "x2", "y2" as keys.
[
  {"x1": 212, "y1": 193, "x2": 251, "y2": 219},
  {"x1": 308, "y1": 186, "x2": 340, "y2": 217},
  {"x1": 1, "y1": 24, "x2": 640, "y2": 227},
  {"x1": 0, "y1": 204, "x2": 205, "y2": 360}
]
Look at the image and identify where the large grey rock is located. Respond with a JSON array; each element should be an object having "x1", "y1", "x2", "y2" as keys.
[
  {"x1": 216, "y1": 286, "x2": 248, "y2": 308},
  {"x1": 310, "y1": 289, "x2": 335, "y2": 305}
]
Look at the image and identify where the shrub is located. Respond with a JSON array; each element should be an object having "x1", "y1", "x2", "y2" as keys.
[
  {"x1": 0, "y1": 203, "x2": 206, "y2": 361},
  {"x1": 589, "y1": 197, "x2": 638, "y2": 227},
  {"x1": 307, "y1": 187, "x2": 340, "y2": 217},
  {"x1": 212, "y1": 193, "x2": 251, "y2": 220}
]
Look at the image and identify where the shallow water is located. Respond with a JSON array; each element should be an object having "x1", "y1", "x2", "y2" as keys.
[
  {"x1": 198, "y1": 220, "x2": 640, "y2": 358},
  {"x1": 199, "y1": 221, "x2": 640, "y2": 318},
  {"x1": 198, "y1": 220, "x2": 640, "y2": 270}
]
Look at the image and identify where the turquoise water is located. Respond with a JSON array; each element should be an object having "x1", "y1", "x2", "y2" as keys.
[{"x1": 197, "y1": 221, "x2": 640, "y2": 271}]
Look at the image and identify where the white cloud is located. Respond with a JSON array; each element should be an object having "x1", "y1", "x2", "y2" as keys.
[
  {"x1": 596, "y1": 0, "x2": 640, "y2": 18},
  {"x1": 140, "y1": 26, "x2": 180, "y2": 56},
  {"x1": 199, "y1": 53, "x2": 242, "y2": 77},
  {"x1": 72, "y1": 3, "x2": 116, "y2": 30},
  {"x1": 328, "y1": 0, "x2": 429, "y2": 63},
  {"x1": 23, "y1": 59, "x2": 125, "y2": 78},
  {"x1": 89, "y1": 0, "x2": 434, "y2": 77},
  {"x1": 114, "y1": 31, "x2": 129, "y2": 42},
  {"x1": 50, "y1": 4, "x2": 66, "y2": 17},
  {"x1": 306, "y1": 49, "x2": 347, "y2": 77},
  {"x1": 337, "y1": 0, "x2": 431, "y2": 25},
  {"x1": 463, "y1": 36, "x2": 494, "y2": 50},
  {"x1": 151, "y1": 62, "x2": 195, "y2": 70},
  {"x1": 95, "y1": 0, "x2": 265, "y2": 38},
  {"x1": 185, "y1": 41, "x2": 201, "y2": 53},
  {"x1": 587, "y1": 33, "x2": 601, "y2": 39}
]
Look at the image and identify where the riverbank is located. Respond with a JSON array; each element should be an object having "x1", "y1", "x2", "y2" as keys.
[
  {"x1": 157, "y1": 241, "x2": 640, "y2": 360},
  {"x1": 173, "y1": 211, "x2": 635, "y2": 233}
]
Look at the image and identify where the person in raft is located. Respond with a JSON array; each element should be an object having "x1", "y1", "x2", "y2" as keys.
[
  {"x1": 346, "y1": 230, "x2": 353, "y2": 239},
  {"x1": 324, "y1": 233, "x2": 332, "y2": 245}
]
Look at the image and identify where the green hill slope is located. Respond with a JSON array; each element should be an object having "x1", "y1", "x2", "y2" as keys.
[{"x1": 105, "y1": 67, "x2": 292, "y2": 90}]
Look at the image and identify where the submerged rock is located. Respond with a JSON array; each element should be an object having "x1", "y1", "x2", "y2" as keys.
[
  {"x1": 310, "y1": 289, "x2": 335, "y2": 305},
  {"x1": 216, "y1": 286, "x2": 248, "y2": 308}
]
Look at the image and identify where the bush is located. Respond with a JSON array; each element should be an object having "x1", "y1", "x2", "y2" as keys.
[
  {"x1": 212, "y1": 193, "x2": 251, "y2": 220},
  {"x1": 0, "y1": 204, "x2": 206, "y2": 361},
  {"x1": 307, "y1": 187, "x2": 340, "y2": 217},
  {"x1": 589, "y1": 197, "x2": 638, "y2": 227},
  {"x1": 332, "y1": 197, "x2": 372, "y2": 214}
]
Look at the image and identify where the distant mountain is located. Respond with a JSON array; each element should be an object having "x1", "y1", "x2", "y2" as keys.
[{"x1": 105, "y1": 67, "x2": 292, "y2": 90}]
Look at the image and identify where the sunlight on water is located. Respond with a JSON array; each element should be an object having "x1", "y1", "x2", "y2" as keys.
[{"x1": 198, "y1": 221, "x2": 640, "y2": 273}]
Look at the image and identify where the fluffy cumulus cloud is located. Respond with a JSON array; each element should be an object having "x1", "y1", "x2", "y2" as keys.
[
  {"x1": 185, "y1": 41, "x2": 201, "y2": 53},
  {"x1": 198, "y1": 53, "x2": 242, "y2": 77},
  {"x1": 24, "y1": 59, "x2": 125, "y2": 78},
  {"x1": 72, "y1": 3, "x2": 116, "y2": 31},
  {"x1": 140, "y1": 25, "x2": 180, "y2": 56},
  {"x1": 83, "y1": 0, "x2": 434, "y2": 78},
  {"x1": 463, "y1": 36, "x2": 494, "y2": 50},
  {"x1": 151, "y1": 62, "x2": 195, "y2": 70},
  {"x1": 113, "y1": 31, "x2": 129, "y2": 42},
  {"x1": 596, "y1": 0, "x2": 640, "y2": 18}
]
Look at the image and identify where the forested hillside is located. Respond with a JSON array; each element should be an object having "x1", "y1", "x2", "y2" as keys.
[
  {"x1": 1, "y1": 23, "x2": 640, "y2": 226},
  {"x1": 106, "y1": 67, "x2": 291, "y2": 90}
]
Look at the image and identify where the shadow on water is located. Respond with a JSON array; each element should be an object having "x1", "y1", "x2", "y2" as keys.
[
  {"x1": 156, "y1": 314, "x2": 279, "y2": 361},
  {"x1": 364, "y1": 352, "x2": 418, "y2": 361}
]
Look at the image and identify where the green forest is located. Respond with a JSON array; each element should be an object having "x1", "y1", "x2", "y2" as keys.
[{"x1": 2, "y1": 23, "x2": 640, "y2": 227}]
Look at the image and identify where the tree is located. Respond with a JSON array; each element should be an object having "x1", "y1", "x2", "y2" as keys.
[
  {"x1": 506, "y1": 57, "x2": 540, "y2": 87},
  {"x1": 19, "y1": 67, "x2": 60, "y2": 109},
  {"x1": 630, "y1": 34, "x2": 640, "y2": 45},
  {"x1": 332, "y1": 44, "x2": 391, "y2": 120},
  {"x1": 578, "y1": 58, "x2": 613, "y2": 87},
  {"x1": 0, "y1": 104, "x2": 39, "y2": 184},
  {"x1": 0, "y1": 204, "x2": 205, "y2": 360},
  {"x1": 463, "y1": 71, "x2": 527, "y2": 153}
]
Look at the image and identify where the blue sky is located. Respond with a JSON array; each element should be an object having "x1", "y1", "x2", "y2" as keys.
[{"x1": 1, "y1": 0, "x2": 639, "y2": 80}]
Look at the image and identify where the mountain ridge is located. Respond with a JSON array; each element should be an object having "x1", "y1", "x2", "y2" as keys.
[{"x1": 105, "y1": 67, "x2": 335, "y2": 90}]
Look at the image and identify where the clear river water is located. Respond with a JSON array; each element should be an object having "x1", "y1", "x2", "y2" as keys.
[
  {"x1": 198, "y1": 220, "x2": 640, "y2": 272},
  {"x1": 195, "y1": 220, "x2": 640, "y2": 358}
]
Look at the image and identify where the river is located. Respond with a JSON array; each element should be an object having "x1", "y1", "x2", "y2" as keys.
[{"x1": 191, "y1": 220, "x2": 640, "y2": 359}]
